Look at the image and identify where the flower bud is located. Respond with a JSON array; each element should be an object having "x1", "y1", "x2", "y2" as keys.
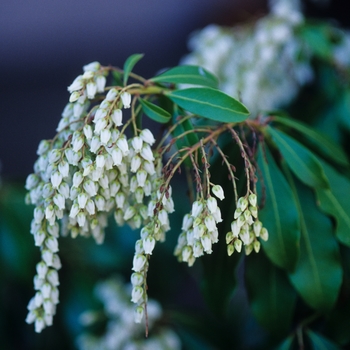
[
  {"x1": 234, "y1": 239, "x2": 242, "y2": 253},
  {"x1": 260, "y1": 227, "x2": 269, "y2": 241},
  {"x1": 111, "y1": 109, "x2": 123, "y2": 126},
  {"x1": 237, "y1": 197, "x2": 248, "y2": 211},
  {"x1": 182, "y1": 246, "x2": 192, "y2": 262},
  {"x1": 132, "y1": 254, "x2": 147, "y2": 272},
  {"x1": 140, "y1": 128, "x2": 155, "y2": 145},
  {"x1": 249, "y1": 193, "x2": 257, "y2": 207},
  {"x1": 253, "y1": 240, "x2": 261, "y2": 253},
  {"x1": 245, "y1": 244, "x2": 253, "y2": 256},
  {"x1": 121, "y1": 92, "x2": 131, "y2": 108},
  {"x1": 226, "y1": 231, "x2": 234, "y2": 244},
  {"x1": 134, "y1": 306, "x2": 144, "y2": 323},
  {"x1": 106, "y1": 88, "x2": 118, "y2": 101},
  {"x1": 131, "y1": 272, "x2": 143, "y2": 286},
  {"x1": 227, "y1": 243, "x2": 235, "y2": 256},
  {"x1": 143, "y1": 236, "x2": 156, "y2": 255},
  {"x1": 207, "y1": 196, "x2": 217, "y2": 214},
  {"x1": 212, "y1": 185, "x2": 225, "y2": 200}
]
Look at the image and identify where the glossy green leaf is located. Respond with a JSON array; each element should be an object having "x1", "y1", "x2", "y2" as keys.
[
  {"x1": 246, "y1": 251, "x2": 297, "y2": 336},
  {"x1": 123, "y1": 53, "x2": 144, "y2": 86},
  {"x1": 267, "y1": 126, "x2": 329, "y2": 189},
  {"x1": 257, "y1": 144, "x2": 300, "y2": 271},
  {"x1": 150, "y1": 65, "x2": 218, "y2": 88},
  {"x1": 272, "y1": 116, "x2": 348, "y2": 167},
  {"x1": 139, "y1": 98, "x2": 171, "y2": 124},
  {"x1": 166, "y1": 88, "x2": 250, "y2": 123},
  {"x1": 316, "y1": 161, "x2": 350, "y2": 247},
  {"x1": 288, "y1": 180, "x2": 342, "y2": 313},
  {"x1": 307, "y1": 330, "x2": 341, "y2": 350}
]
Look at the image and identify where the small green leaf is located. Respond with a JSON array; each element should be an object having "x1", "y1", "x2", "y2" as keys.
[
  {"x1": 139, "y1": 98, "x2": 171, "y2": 124},
  {"x1": 150, "y1": 65, "x2": 218, "y2": 88},
  {"x1": 257, "y1": 144, "x2": 300, "y2": 271},
  {"x1": 316, "y1": 161, "x2": 350, "y2": 247},
  {"x1": 123, "y1": 53, "x2": 144, "y2": 86},
  {"x1": 307, "y1": 330, "x2": 341, "y2": 350},
  {"x1": 166, "y1": 88, "x2": 249, "y2": 123},
  {"x1": 245, "y1": 251, "x2": 297, "y2": 336},
  {"x1": 112, "y1": 71, "x2": 123, "y2": 87},
  {"x1": 272, "y1": 116, "x2": 349, "y2": 167},
  {"x1": 267, "y1": 126, "x2": 329, "y2": 189},
  {"x1": 288, "y1": 179, "x2": 342, "y2": 313}
]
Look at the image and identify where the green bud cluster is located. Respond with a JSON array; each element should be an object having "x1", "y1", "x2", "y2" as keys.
[{"x1": 226, "y1": 193, "x2": 268, "y2": 256}]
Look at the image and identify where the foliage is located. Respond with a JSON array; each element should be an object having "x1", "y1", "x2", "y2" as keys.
[{"x1": 2, "y1": 0, "x2": 350, "y2": 349}]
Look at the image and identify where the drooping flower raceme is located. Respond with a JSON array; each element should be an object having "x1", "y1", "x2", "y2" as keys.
[{"x1": 25, "y1": 62, "x2": 173, "y2": 332}]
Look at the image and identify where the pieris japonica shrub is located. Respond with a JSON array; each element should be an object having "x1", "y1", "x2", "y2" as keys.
[{"x1": 24, "y1": 0, "x2": 350, "y2": 348}]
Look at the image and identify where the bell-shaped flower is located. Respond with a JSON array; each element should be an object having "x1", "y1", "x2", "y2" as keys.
[
  {"x1": 132, "y1": 136, "x2": 143, "y2": 152},
  {"x1": 121, "y1": 91, "x2": 131, "y2": 108},
  {"x1": 207, "y1": 196, "x2": 217, "y2": 214},
  {"x1": 140, "y1": 144, "x2": 154, "y2": 162},
  {"x1": 140, "y1": 128, "x2": 155, "y2": 145},
  {"x1": 131, "y1": 286, "x2": 144, "y2": 303},
  {"x1": 117, "y1": 137, "x2": 129, "y2": 155},
  {"x1": 201, "y1": 234, "x2": 212, "y2": 253},
  {"x1": 136, "y1": 169, "x2": 147, "y2": 187},
  {"x1": 134, "y1": 305, "x2": 144, "y2": 323},
  {"x1": 86, "y1": 82, "x2": 97, "y2": 99},
  {"x1": 182, "y1": 214, "x2": 193, "y2": 231},
  {"x1": 111, "y1": 108, "x2": 123, "y2": 126},
  {"x1": 106, "y1": 88, "x2": 118, "y2": 101},
  {"x1": 51, "y1": 171, "x2": 62, "y2": 189},
  {"x1": 143, "y1": 236, "x2": 156, "y2": 254},
  {"x1": 132, "y1": 254, "x2": 147, "y2": 272},
  {"x1": 191, "y1": 200, "x2": 204, "y2": 218},
  {"x1": 212, "y1": 184, "x2": 225, "y2": 200},
  {"x1": 100, "y1": 129, "x2": 111, "y2": 145},
  {"x1": 96, "y1": 75, "x2": 106, "y2": 93},
  {"x1": 204, "y1": 215, "x2": 216, "y2": 232}
]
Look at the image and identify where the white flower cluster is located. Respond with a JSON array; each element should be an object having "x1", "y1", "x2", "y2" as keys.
[
  {"x1": 174, "y1": 185, "x2": 224, "y2": 266},
  {"x1": 182, "y1": 0, "x2": 313, "y2": 115},
  {"x1": 226, "y1": 194, "x2": 268, "y2": 256},
  {"x1": 25, "y1": 62, "x2": 172, "y2": 332},
  {"x1": 130, "y1": 182, "x2": 174, "y2": 320},
  {"x1": 76, "y1": 278, "x2": 181, "y2": 350}
]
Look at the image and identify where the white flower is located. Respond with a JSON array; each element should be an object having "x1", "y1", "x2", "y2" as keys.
[
  {"x1": 45, "y1": 237, "x2": 59, "y2": 253},
  {"x1": 140, "y1": 144, "x2": 154, "y2": 162},
  {"x1": 35, "y1": 318, "x2": 45, "y2": 333},
  {"x1": 207, "y1": 197, "x2": 217, "y2": 214},
  {"x1": 96, "y1": 75, "x2": 106, "y2": 93},
  {"x1": 134, "y1": 305, "x2": 144, "y2": 323},
  {"x1": 111, "y1": 109, "x2": 123, "y2": 126},
  {"x1": 182, "y1": 214, "x2": 193, "y2": 231},
  {"x1": 53, "y1": 193, "x2": 65, "y2": 210},
  {"x1": 48, "y1": 149, "x2": 61, "y2": 164},
  {"x1": 131, "y1": 272, "x2": 143, "y2": 286},
  {"x1": 111, "y1": 147, "x2": 123, "y2": 166},
  {"x1": 34, "y1": 207, "x2": 45, "y2": 223},
  {"x1": 83, "y1": 179, "x2": 97, "y2": 196},
  {"x1": 201, "y1": 234, "x2": 212, "y2": 253},
  {"x1": 106, "y1": 88, "x2": 118, "y2": 101},
  {"x1": 117, "y1": 137, "x2": 129, "y2": 155},
  {"x1": 58, "y1": 161, "x2": 69, "y2": 178},
  {"x1": 140, "y1": 129, "x2": 156, "y2": 145},
  {"x1": 36, "y1": 261, "x2": 48, "y2": 279},
  {"x1": 136, "y1": 169, "x2": 147, "y2": 187},
  {"x1": 182, "y1": 246, "x2": 192, "y2": 262},
  {"x1": 100, "y1": 129, "x2": 111, "y2": 145},
  {"x1": 96, "y1": 154, "x2": 106, "y2": 168},
  {"x1": 47, "y1": 269, "x2": 59, "y2": 287},
  {"x1": 68, "y1": 75, "x2": 84, "y2": 93},
  {"x1": 143, "y1": 236, "x2": 156, "y2": 254},
  {"x1": 121, "y1": 92, "x2": 131, "y2": 108},
  {"x1": 95, "y1": 196, "x2": 106, "y2": 211},
  {"x1": 191, "y1": 201, "x2": 203, "y2": 218},
  {"x1": 123, "y1": 206, "x2": 136, "y2": 221},
  {"x1": 131, "y1": 286, "x2": 144, "y2": 303},
  {"x1": 204, "y1": 215, "x2": 216, "y2": 232},
  {"x1": 86, "y1": 82, "x2": 97, "y2": 99},
  {"x1": 94, "y1": 118, "x2": 108, "y2": 134},
  {"x1": 212, "y1": 185, "x2": 225, "y2": 200},
  {"x1": 132, "y1": 136, "x2": 143, "y2": 152},
  {"x1": 130, "y1": 155, "x2": 142, "y2": 172},
  {"x1": 132, "y1": 254, "x2": 147, "y2": 272},
  {"x1": 83, "y1": 61, "x2": 100, "y2": 72},
  {"x1": 51, "y1": 171, "x2": 62, "y2": 189}
]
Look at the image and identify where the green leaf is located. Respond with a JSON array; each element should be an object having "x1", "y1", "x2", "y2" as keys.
[
  {"x1": 166, "y1": 88, "x2": 250, "y2": 123},
  {"x1": 307, "y1": 330, "x2": 341, "y2": 350},
  {"x1": 272, "y1": 116, "x2": 348, "y2": 167},
  {"x1": 139, "y1": 98, "x2": 171, "y2": 124},
  {"x1": 316, "y1": 161, "x2": 350, "y2": 247},
  {"x1": 257, "y1": 144, "x2": 300, "y2": 271},
  {"x1": 287, "y1": 179, "x2": 342, "y2": 313},
  {"x1": 245, "y1": 251, "x2": 297, "y2": 336},
  {"x1": 123, "y1": 53, "x2": 144, "y2": 86},
  {"x1": 150, "y1": 65, "x2": 218, "y2": 88},
  {"x1": 266, "y1": 126, "x2": 329, "y2": 189}
]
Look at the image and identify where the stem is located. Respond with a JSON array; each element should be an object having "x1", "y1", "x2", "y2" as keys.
[
  {"x1": 200, "y1": 140, "x2": 211, "y2": 198},
  {"x1": 210, "y1": 138, "x2": 238, "y2": 203}
]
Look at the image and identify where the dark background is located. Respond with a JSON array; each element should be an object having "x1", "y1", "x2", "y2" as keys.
[{"x1": 0, "y1": 0, "x2": 268, "y2": 181}]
